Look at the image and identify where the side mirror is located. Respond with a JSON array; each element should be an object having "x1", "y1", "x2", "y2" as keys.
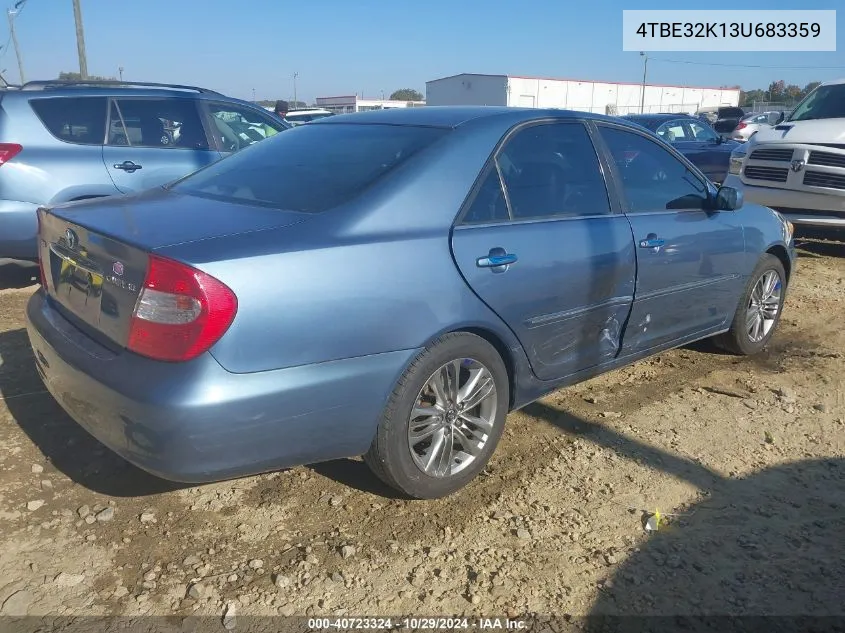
[
  {"x1": 776, "y1": 111, "x2": 786, "y2": 124},
  {"x1": 715, "y1": 186, "x2": 743, "y2": 211}
]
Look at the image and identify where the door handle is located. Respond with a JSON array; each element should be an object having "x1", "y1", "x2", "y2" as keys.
[
  {"x1": 477, "y1": 248, "x2": 518, "y2": 270},
  {"x1": 638, "y1": 234, "x2": 665, "y2": 249},
  {"x1": 113, "y1": 161, "x2": 142, "y2": 172}
]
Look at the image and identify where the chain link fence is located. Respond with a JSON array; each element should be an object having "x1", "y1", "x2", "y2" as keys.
[{"x1": 741, "y1": 101, "x2": 798, "y2": 114}]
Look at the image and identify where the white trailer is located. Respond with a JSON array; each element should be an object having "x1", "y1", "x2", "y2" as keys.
[{"x1": 425, "y1": 73, "x2": 740, "y2": 115}]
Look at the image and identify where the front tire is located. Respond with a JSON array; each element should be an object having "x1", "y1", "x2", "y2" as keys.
[
  {"x1": 714, "y1": 253, "x2": 786, "y2": 355},
  {"x1": 364, "y1": 332, "x2": 509, "y2": 499}
]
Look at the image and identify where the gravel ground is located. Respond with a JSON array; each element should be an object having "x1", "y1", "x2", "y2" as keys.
[{"x1": 0, "y1": 242, "x2": 842, "y2": 627}]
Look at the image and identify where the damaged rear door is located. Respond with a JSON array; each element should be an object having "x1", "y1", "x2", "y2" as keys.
[{"x1": 450, "y1": 120, "x2": 636, "y2": 382}]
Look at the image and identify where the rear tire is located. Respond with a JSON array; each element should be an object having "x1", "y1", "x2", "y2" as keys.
[
  {"x1": 364, "y1": 332, "x2": 509, "y2": 499},
  {"x1": 714, "y1": 253, "x2": 786, "y2": 355}
]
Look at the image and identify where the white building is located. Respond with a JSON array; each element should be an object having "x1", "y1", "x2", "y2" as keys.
[
  {"x1": 315, "y1": 95, "x2": 426, "y2": 114},
  {"x1": 425, "y1": 73, "x2": 740, "y2": 115}
]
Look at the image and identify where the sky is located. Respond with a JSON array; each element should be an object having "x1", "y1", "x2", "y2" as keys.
[{"x1": 1, "y1": 0, "x2": 843, "y2": 103}]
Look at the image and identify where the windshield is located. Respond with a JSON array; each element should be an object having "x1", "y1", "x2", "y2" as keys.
[
  {"x1": 170, "y1": 123, "x2": 448, "y2": 213},
  {"x1": 788, "y1": 83, "x2": 845, "y2": 122}
]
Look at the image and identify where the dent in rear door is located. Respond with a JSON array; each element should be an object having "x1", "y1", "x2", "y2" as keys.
[
  {"x1": 102, "y1": 97, "x2": 220, "y2": 194},
  {"x1": 449, "y1": 120, "x2": 637, "y2": 382}
]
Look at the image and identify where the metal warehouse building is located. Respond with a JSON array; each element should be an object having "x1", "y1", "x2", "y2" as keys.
[{"x1": 425, "y1": 73, "x2": 740, "y2": 115}]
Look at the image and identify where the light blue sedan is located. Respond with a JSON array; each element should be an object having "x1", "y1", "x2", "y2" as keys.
[{"x1": 26, "y1": 106, "x2": 796, "y2": 498}]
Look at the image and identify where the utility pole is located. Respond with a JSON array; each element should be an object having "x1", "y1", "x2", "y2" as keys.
[
  {"x1": 7, "y1": 7, "x2": 25, "y2": 84},
  {"x1": 72, "y1": 0, "x2": 88, "y2": 79},
  {"x1": 292, "y1": 72, "x2": 298, "y2": 108},
  {"x1": 639, "y1": 52, "x2": 648, "y2": 114}
]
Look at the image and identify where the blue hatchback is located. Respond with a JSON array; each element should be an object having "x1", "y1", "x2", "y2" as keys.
[
  {"x1": 0, "y1": 80, "x2": 290, "y2": 261},
  {"x1": 26, "y1": 107, "x2": 795, "y2": 499},
  {"x1": 622, "y1": 113, "x2": 742, "y2": 185}
]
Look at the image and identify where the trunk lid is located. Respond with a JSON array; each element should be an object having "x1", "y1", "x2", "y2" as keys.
[{"x1": 38, "y1": 188, "x2": 309, "y2": 349}]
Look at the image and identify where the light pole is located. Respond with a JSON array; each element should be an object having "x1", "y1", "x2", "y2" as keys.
[
  {"x1": 119, "y1": 66, "x2": 124, "y2": 81},
  {"x1": 252, "y1": 88, "x2": 256, "y2": 102},
  {"x1": 7, "y1": 4, "x2": 25, "y2": 84},
  {"x1": 72, "y1": 0, "x2": 88, "y2": 79},
  {"x1": 640, "y1": 52, "x2": 648, "y2": 114},
  {"x1": 293, "y1": 72, "x2": 298, "y2": 108}
]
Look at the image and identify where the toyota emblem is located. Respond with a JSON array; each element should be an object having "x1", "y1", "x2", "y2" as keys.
[{"x1": 65, "y1": 228, "x2": 78, "y2": 249}]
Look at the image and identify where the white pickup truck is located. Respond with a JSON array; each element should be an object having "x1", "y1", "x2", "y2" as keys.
[{"x1": 723, "y1": 78, "x2": 845, "y2": 232}]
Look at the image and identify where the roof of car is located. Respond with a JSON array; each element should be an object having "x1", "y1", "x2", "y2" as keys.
[
  {"x1": 314, "y1": 106, "x2": 635, "y2": 129},
  {"x1": 3, "y1": 79, "x2": 249, "y2": 103}
]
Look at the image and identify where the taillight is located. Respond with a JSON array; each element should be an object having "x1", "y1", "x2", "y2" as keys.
[
  {"x1": 36, "y1": 208, "x2": 47, "y2": 288},
  {"x1": 128, "y1": 255, "x2": 237, "y2": 362},
  {"x1": 0, "y1": 143, "x2": 22, "y2": 166},
  {"x1": 736, "y1": 121, "x2": 747, "y2": 130}
]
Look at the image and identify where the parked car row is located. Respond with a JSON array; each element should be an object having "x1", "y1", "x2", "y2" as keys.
[{"x1": 24, "y1": 103, "x2": 795, "y2": 498}]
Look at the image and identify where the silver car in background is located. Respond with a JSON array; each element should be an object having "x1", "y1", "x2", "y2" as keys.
[{"x1": 731, "y1": 112, "x2": 781, "y2": 142}]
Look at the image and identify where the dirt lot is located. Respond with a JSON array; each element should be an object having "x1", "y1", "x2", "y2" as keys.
[{"x1": 0, "y1": 243, "x2": 843, "y2": 627}]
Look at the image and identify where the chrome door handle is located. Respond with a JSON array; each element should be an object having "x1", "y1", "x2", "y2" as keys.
[{"x1": 477, "y1": 253, "x2": 518, "y2": 267}]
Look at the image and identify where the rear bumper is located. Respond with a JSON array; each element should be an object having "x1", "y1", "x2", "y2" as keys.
[
  {"x1": 0, "y1": 200, "x2": 39, "y2": 260},
  {"x1": 724, "y1": 175, "x2": 845, "y2": 227},
  {"x1": 25, "y1": 290, "x2": 417, "y2": 483}
]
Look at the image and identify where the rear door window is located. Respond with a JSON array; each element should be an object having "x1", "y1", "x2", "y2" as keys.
[
  {"x1": 171, "y1": 123, "x2": 448, "y2": 213},
  {"x1": 107, "y1": 98, "x2": 210, "y2": 150},
  {"x1": 30, "y1": 97, "x2": 108, "y2": 145},
  {"x1": 494, "y1": 121, "x2": 611, "y2": 220},
  {"x1": 655, "y1": 120, "x2": 688, "y2": 143}
]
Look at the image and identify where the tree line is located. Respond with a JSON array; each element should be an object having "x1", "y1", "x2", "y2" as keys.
[{"x1": 739, "y1": 80, "x2": 821, "y2": 106}]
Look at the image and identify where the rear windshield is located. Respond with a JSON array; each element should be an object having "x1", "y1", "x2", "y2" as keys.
[
  {"x1": 623, "y1": 116, "x2": 658, "y2": 131},
  {"x1": 718, "y1": 107, "x2": 744, "y2": 118},
  {"x1": 171, "y1": 123, "x2": 448, "y2": 213}
]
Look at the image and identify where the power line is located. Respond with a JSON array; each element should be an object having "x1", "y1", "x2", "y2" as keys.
[
  {"x1": 0, "y1": 0, "x2": 26, "y2": 66},
  {"x1": 0, "y1": 33, "x2": 11, "y2": 62},
  {"x1": 650, "y1": 57, "x2": 845, "y2": 70}
]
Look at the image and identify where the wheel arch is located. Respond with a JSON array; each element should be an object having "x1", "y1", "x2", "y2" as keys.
[
  {"x1": 413, "y1": 324, "x2": 520, "y2": 411},
  {"x1": 765, "y1": 244, "x2": 792, "y2": 283}
]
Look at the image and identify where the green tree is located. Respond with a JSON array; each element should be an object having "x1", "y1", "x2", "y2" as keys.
[
  {"x1": 389, "y1": 88, "x2": 423, "y2": 101},
  {"x1": 767, "y1": 80, "x2": 786, "y2": 101},
  {"x1": 58, "y1": 71, "x2": 116, "y2": 81},
  {"x1": 740, "y1": 79, "x2": 821, "y2": 107},
  {"x1": 740, "y1": 88, "x2": 766, "y2": 105},
  {"x1": 257, "y1": 99, "x2": 307, "y2": 109},
  {"x1": 802, "y1": 81, "x2": 821, "y2": 97},
  {"x1": 785, "y1": 84, "x2": 802, "y2": 99}
]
